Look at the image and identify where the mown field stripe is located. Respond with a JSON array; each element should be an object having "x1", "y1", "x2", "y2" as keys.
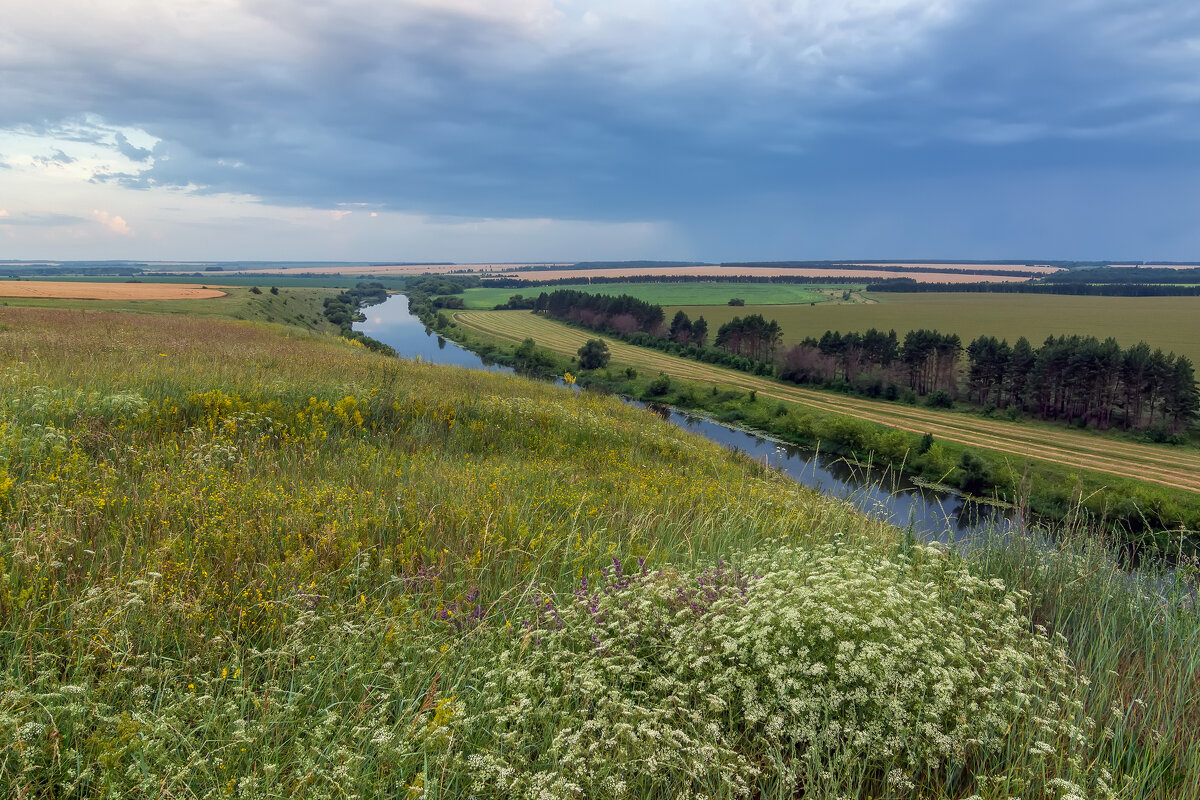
[{"x1": 453, "y1": 311, "x2": 1200, "y2": 493}]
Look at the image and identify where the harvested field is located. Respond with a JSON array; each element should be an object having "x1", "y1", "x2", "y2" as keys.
[
  {"x1": 453, "y1": 310, "x2": 1200, "y2": 493},
  {"x1": 481, "y1": 266, "x2": 1036, "y2": 283},
  {"x1": 0, "y1": 281, "x2": 226, "y2": 300},
  {"x1": 843, "y1": 262, "x2": 1064, "y2": 274}
]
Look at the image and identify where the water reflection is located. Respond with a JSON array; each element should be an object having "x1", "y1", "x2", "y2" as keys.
[
  {"x1": 355, "y1": 295, "x2": 512, "y2": 373},
  {"x1": 650, "y1": 405, "x2": 1018, "y2": 543}
]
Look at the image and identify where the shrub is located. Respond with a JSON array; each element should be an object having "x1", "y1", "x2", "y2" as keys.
[
  {"x1": 924, "y1": 389, "x2": 954, "y2": 409},
  {"x1": 958, "y1": 450, "x2": 992, "y2": 494},
  {"x1": 458, "y1": 544, "x2": 1099, "y2": 798},
  {"x1": 646, "y1": 373, "x2": 671, "y2": 396},
  {"x1": 919, "y1": 442, "x2": 957, "y2": 483},
  {"x1": 577, "y1": 339, "x2": 611, "y2": 370}
]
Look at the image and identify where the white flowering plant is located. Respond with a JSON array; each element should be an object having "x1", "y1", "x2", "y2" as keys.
[{"x1": 456, "y1": 541, "x2": 1111, "y2": 799}]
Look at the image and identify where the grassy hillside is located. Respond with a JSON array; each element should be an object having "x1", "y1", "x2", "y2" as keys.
[
  {"x1": 666, "y1": 294, "x2": 1200, "y2": 367},
  {"x1": 1, "y1": 307, "x2": 1197, "y2": 798}
]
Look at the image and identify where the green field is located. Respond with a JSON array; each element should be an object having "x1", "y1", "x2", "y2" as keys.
[
  {"x1": 461, "y1": 281, "x2": 852, "y2": 309},
  {"x1": 667, "y1": 293, "x2": 1200, "y2": 365}
]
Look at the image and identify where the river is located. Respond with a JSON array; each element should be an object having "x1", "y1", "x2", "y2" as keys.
[{"x1": 356, "y1": 294, "x2": 1019, "y2": 543}]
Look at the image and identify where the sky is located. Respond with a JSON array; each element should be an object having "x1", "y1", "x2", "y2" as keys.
[{"x1": 2, "y1": 0, "x2": 1199, "y2": 263}]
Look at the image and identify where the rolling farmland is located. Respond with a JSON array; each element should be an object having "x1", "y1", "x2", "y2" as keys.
[
  {"x1": 460, "y1": 282, "x2": 843, "y2": 309},
  {"x1": 478, "y1": 265, "x2": 1038, "y2": 282},
  {"x1": 667, "y1": 293, "x2": 1200, "y2": 367},
  {"x1": 452, "y1": 310, "x2": 1200, "y2": 493}
]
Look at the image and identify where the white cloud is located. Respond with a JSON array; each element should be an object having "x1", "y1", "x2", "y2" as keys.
[
  {"x1": 0, "y1": 118, "x2": 159, "y2": 181},
  {"x1": 0, "y1": 209, "x2": 8, "y2": 218},
  {"x1": 93, "y1": 209, "x2": 133, "y2": 236}
]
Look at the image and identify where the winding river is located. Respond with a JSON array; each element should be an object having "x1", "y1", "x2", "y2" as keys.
[{"x1": 357, "y1": 295, "x2": 1019, "y2": 543}]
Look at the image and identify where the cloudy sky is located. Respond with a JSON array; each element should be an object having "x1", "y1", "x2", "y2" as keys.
[{"x1": 2, "y1": 0, "x2": 1199, "y2": 262}]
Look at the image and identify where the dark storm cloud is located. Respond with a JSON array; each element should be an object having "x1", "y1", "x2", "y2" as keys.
[
  {"x1": 114, "y1": 133, "x2": 152, "y2": 162},
  {"x1": 5, "y1": 0, "x2": 1200, "y2": 257}
]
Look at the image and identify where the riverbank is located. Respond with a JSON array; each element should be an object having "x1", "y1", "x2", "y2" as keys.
[
  {"x1": 361, "y1": 294, "x2": 1022, "y2": 545},
  {"x1": 421, "y1": 303, "x2": 1200, "y2": 555}
]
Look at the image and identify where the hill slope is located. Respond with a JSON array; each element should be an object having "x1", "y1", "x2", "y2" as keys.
[{"x1": 1, "y1": 308, "x2": 1195, "y2": 798}]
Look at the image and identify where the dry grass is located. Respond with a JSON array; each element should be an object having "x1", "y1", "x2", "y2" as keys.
[{"x1": 0, "y1": 280, "x2": 227, "y2": 300}]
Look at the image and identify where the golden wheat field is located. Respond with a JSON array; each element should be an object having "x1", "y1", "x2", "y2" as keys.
[{"x1": 0, "y1": 281, "x2": 227, "y2": 300}]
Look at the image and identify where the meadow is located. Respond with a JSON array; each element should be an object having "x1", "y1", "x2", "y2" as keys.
[
  {"x1": 666, "y1": 293, "x2": 1200, "y2": 367},
  {"x1": 459, "y1": 282, "x2": 842, "y2": 309},
  {"x1": 2, "y1": 306, "x2": 1197, "y2": 798}
]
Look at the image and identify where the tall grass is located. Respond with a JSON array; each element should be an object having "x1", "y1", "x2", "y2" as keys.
[
  {"x1": 963, "y1": 527, "x2": 1200, "y2": 799},
  {"x1": 0, "y1": 307, "x2": 1195, "y2": 798}
]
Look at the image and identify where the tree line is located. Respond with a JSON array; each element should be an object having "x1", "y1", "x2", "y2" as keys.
[
  {"x1": 525, "y1": 289, "x2": 1200, "y2": 433},
  {"x1": 865, "y1": 279, "x2": 1200, "y2": 297},
  {"x1": 526, "y1": 289, "x2": 1198, "y2": 434},
  {"x1": 534, "y1": 289, "x2": 665, "y2": 335},
  {"x1": 782, "y1": 329, "x2": 1198, "y2": 433}
]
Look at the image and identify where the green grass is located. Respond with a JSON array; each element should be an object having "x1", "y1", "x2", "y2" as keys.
[
  {"x1": 1, "y1": 306, "x2": 1197, "y2": 798},
  {"x1": 668, "y1": 293, "x2": 1200, "y2": 366},
  {"x1": 460, "y1": 281, "x2": 851, "y2": 309}
]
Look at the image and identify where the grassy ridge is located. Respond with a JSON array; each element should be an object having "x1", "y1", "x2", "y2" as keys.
[
  {"x1": 667, "y1": 293, "x2": 1200, "y2": 367},
  {"x1": 1, "y1": 307, "x2": 1197, "y2": 797}
]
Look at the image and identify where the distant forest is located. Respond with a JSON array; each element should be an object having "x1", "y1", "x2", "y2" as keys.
[
  {"x1": 868, "y1": 266, "x2": 1200, "y2": 296},
  {"x1": 865, "y1": 279, "x2": 1200, "y2": 297}
]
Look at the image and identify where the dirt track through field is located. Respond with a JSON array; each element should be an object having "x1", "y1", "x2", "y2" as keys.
[
  {"x1": 0, "y1": 281, "x2": 227, "y2": 300},
  {"x1": 454, "y1": 310, "x2": 1200, "y2": 493}
]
